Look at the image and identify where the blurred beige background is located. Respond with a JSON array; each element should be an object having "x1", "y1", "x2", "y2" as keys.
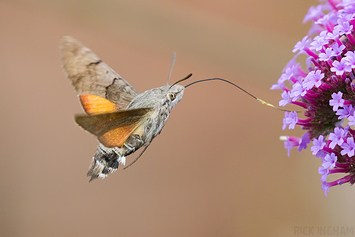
[{"x1": 1, "y1": 0, "x2": 354, "y2": 236}]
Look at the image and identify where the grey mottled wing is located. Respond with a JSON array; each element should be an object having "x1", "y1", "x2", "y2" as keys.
[{"x1": 60, "y1": 36, "x2": 139, "y2": 109}]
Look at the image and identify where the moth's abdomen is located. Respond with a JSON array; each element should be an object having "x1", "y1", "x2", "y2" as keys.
[
  {"x1": 87, "y1": 133, "x2": 145, "y2": 181},
  {"x1": 87, "y1": 144, "x2": 121, "y2": 181}
]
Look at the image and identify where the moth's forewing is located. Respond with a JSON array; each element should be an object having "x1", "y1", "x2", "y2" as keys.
[
  {"x1": 75, "y1": 108, "x2": 153, "y2": 148},
  {"x1": 60, "y1": 36, "x2": 139, "y2": 109}
]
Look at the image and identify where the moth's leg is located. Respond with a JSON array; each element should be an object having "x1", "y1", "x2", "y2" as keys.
[
  {"x1": 124, "y1": 145, "x2": 150, "y2": 170},
  {"x1": 122, "y1": 134, "x2": 144, "y2": 156},
  {"x1": 123, "y1": 143, "x2": 135, "y2": 152}
]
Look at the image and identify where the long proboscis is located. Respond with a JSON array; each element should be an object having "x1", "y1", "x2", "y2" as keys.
[{"x1": 185, "y1": 78, "x2": 292, "y2": 112}]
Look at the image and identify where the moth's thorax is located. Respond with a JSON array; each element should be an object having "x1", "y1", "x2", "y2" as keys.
[
  {"x1": 125, "y1": 84, "x2": 184, "y2": 144},
  {"x1": 127, "y1": 84, "x2": 184, "y2": 111}
]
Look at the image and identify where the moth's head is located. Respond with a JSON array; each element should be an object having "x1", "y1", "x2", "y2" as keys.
[
  {"x1": 167, "y1": 84, "x2": 184, "y2": 107},
  {"x1": 165, "y1": 73, "x2": 191, "y2": 108}
]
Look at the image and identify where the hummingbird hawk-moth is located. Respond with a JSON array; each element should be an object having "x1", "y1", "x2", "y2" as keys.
[
  {"x1": 60, "y1": 36, "x2": 190, "y2": 181},
  {"x1": 61, "y1": 36, "x2": 285, "y2": 181}
]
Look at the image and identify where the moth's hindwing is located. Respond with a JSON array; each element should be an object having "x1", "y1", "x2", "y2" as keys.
[
  {"x1": 80, "y1": 94, "x2": 118, "y2": 115},
  {"x1": 75, "y1": 108, "x2": 153, "y2": 148}
]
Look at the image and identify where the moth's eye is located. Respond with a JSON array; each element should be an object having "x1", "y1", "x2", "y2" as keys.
[{"x1": 169, "y1": 93, "x2": 176, "y2": 101}]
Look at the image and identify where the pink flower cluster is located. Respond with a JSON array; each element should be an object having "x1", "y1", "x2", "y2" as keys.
[{"x1": 272, "y1": 0, "x2": 355, "y2": 196}]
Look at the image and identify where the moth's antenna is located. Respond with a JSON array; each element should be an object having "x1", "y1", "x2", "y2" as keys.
[
  {"x1": 169, "y1": 73, "x2": 193, "y2": 89},
  {"x1": 185, "y1": 78, "x2": 293, "y2": 112},
  {"x1": 166, "y1": 52, "x2": 176, "y2": 85},
  {"x1": 123, "y1": 146, "x2": 149, "y2": 170}
]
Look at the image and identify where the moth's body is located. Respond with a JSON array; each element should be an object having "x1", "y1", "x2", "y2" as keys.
[
  {"x1": 60, "y1": 36, "x2": 184, "y2": 180},
  {"x1": 128, "y1": 85, "x2": 182, "y2": 140},
  {"x1": 91, "y1": 85, "x2": 184, "y2": 180}
]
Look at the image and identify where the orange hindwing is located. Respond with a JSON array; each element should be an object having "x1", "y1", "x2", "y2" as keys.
[
  {"x1": 98, "y1": 124, "x2": 143, "y2": 148},
  {"x1": 75, "y1": 108, "x2": 153, "y2": 148},
  {"x1": 80, "y1": 94, "x2": 118, "y2": 114}
]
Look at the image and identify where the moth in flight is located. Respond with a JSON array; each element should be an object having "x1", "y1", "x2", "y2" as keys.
[{"x1": 61, "y1": 36, "x2": 189, "y2": 181}]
